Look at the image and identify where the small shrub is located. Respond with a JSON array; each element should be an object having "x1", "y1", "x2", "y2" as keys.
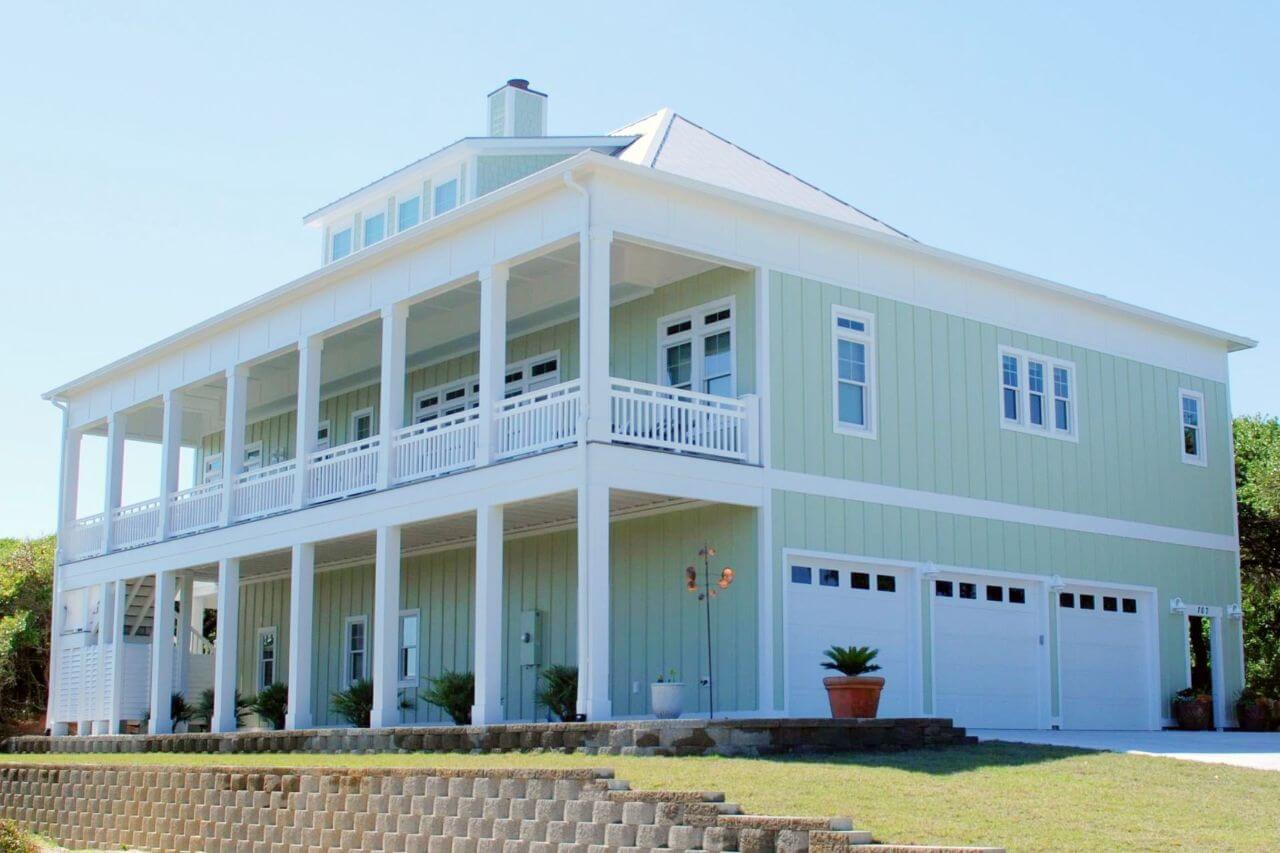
[
  {"x1": 821, "y1": 645, "x2": 882, "y2": 677},
  {"x1": 420, "y1": 670, "x2": 474, "y2": 725},
  {"x1": 536, "y1": 664, "x2": 579, "y2": 722},
  {"x1": 331, "y1": 679, "x2": 375, "y2": 728},
  {"x1": 194, "y1": 688, "x2": 251, "y2": 729},
  {"x1": 0, "y1": 818, "x2": 38, "y2": 853},
  {"x1": 248, "y1": 682, "x2": 288, "y2": 730}
]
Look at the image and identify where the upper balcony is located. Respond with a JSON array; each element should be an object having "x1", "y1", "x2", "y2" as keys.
[{"x1": 58, "y1": 237, "x2": 762, "y2": 565}]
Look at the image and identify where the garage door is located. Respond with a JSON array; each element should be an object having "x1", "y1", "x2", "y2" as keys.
[
  {"x1": 785, "y1": 560, "x2": 914, "y2": 717},
  {"x1": 932, "y1": 574, "x2": 1045, "y2": 729},
  {"x1": 1058, "y1": 585, "x2": 1155, "y2": 730}
]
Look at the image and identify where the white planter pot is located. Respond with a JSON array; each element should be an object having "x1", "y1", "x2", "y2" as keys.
[{"x1": 650, "y1": 682, "x2": 685, "y2": 719}]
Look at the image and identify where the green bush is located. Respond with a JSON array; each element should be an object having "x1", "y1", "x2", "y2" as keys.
[
  {"x1": 0, "y1": 818, "x2": 38, "y2": 853},
  {"x1": 420, "y1": 670, "x2": 474, "y2": 725},
  {"x1": 194, "y1": 688, "x2": 251, "y2": 728},
  {"x1": 536, "y1": 664, "x2": 578, "y2": 722},
  {"x1": 820, "y1": 645, "x2": 882, "y2": 677},
  {"x1": 330, "y1": 679, "x2": 375, "y2": 728},
  {"x1": 247, "y1": 682, "x2": 288, "y2": 730}
]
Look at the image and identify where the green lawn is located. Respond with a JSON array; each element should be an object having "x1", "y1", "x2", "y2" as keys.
[{"x1": 6, "y1": 743, "x2": 1280, "y2": 851}]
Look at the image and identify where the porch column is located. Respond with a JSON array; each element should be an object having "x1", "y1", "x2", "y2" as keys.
[
  {"x1": 56, "y1": 414, "x2": 81, "y2": 558},
  {"x1": 175, "y1": 573, "x2": 193, "y2": 695},
  {"x1": 377, "y1": 304, "x2": 409, "y2": 490},
  {"x1": 294, "y1": 337, "x2": 324, "y2": 509},
  {"x1": 101, "y1": 411, "x2": 125, "y2": 553},
  {"x1": 157, "y1": 389, "x2": 184, "y2": 540},
  {"x1": 148, "y1": 570, "x2": 176, "y2": 734},
  {"x1": 576, "y1": 482, "x2": 610, "y2": 719},
  {"x1": 220, "y1": 365, "x2": 249, "y2": 525},
  {"x1": 212, "y1": 558, "x2": 241, "y2": 733},
  {"x1": 285, "y1": 542, "x2": 315, "y2": 729},
  {"x1": 476, "y1": 264, "x2": 508, "y2": 466},
  {"x1": 472, "y1": 503, "x2": 505, "y2": 724},
  {"x1": 371, "y1": 525, "x2": 403, "y2": 728},
  {"x1": 756, "y1": 491, "x2": 778, "y2": 713},
  {"x1": 108, "y1": 579, "x2": 126, "y2": 733},
  {"x1": 93, "y1": 580, "x2": 114, "y2": 733},
  {"x1": 579, "y1": 229, "x2": 613, "y2": 444}
]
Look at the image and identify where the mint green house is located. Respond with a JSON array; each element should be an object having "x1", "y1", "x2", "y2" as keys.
[{"x1": 43, "y1": 80, "x2": 1254, "y2": 737}]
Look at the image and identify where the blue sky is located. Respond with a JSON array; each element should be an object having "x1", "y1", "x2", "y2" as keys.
[{"x1": 0, "y1": 2, "x2": 1275, "y2": 538}]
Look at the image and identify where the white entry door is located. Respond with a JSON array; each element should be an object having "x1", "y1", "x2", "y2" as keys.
[
  {"x1": 931, "y1": 574, "x2": 1045, "y2": 729},
  {"x1": 1057, "y1": 584, "x2": 1157, "y2": 730},
  {"x1": 785, "y1": 559, "x2": 915, "y2": 718}
]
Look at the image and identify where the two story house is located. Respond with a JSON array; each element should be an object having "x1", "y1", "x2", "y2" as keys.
[{"x1": 43, "y1": 80, "x2": 1254, "y2": 737}]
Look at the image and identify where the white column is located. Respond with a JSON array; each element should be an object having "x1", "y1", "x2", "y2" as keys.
[
  {"x1": 221, "y1": 365, "x2": 249, "y2": 525},
  {"x1": 576, "y1": 481, "x2": 610, "y2": 719},
  {"x1": 108, "y1": 579, "x2": 126, "y2": 733},
  {"x1": 285, "y1": 542, "x2": 315, "y2": 729},
  {"x1": 175, "y1": 573, "x2": 193, "y2": 695},
  {"x1": 212, "y1": 558, "x2": 241, "y2": 733},
  {"x1": 377, "y1": 304, "x2": 409, "y2": 490},
  {"x1": 756, "y1": 491, "x2": 777, "y2": 713},
  {"x1": 101, "y1": 411, "x2": 125, "y2": 552},
  {"x1": 476, "y1": 265, "x2": 509, "y2": 466},
  {"x1": 94, "y1": 579, "x2": 114, "y2": 732},
  {"x1": 753, "y1": 265, "x2": 771, "y2": 468},
  {"x1": 148, "y1": 570, "x2": 176, "y2": 734},
  {"x1": 472, "y1": 503, "x2": 505, "y2": 724},
  {"x1": 57, "y1": 415, "x2": 81, "y2": 548},
  {"x1": 1211, "y1": 617, "x2": 1227, "y2": 731},
  {"x1": 580, "y1": 229, "x2": 612, "y2": 444},
  {"x1": 157, "y1": 389, "x2": 184, "y2": 539},
  {"x1": 294, "y1": 338, "x2": 324, "y2": 509},
  {"x1": 371, "y1": 525, "x2": 403, "y2": 728}
]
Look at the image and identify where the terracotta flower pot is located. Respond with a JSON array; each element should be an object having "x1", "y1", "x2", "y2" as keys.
[
  {"x1": 1237, "y1": 702, "x2": 1270, "y2": 732},
  {"x1": 823, "y1": 675, "x2": 885, "y2": 718},
  {"x1": 1173, "y1": 697, "x2": 1214, "y2": 730}
]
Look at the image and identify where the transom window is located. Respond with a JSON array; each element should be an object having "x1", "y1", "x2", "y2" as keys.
[
  {"x1": 344, "y1": 616, "x2": 368, "y2": 687},
  {"x1": 433, "y1": 179, "x2": 458, "y2": 216},
  {"x1": 1179, "y1": 389, "x2": 1206, "y2": 466},
  {"x1": 411, "y1": 352, "x2": 559, "y2": 423},
  {"x1": 399, "y1": 610, "x2": 420, "y2": 685},
  {"x1": 658, "y1": 300, "x2": 734, "y2": 397},
  {"x1": 999, "y1": 347, "x2": 1077, "y2": 440},
  {"x1": 257, "y1": 627, "x2": 277, "y2": 691},
  {"x1": 831, "y1": 307, "x2": 876, "y2": 437}
]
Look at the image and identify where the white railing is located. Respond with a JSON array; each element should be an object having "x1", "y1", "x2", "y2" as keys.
[
  {"x1": 168, "y1": 482, "x2": 224, "y2": 537},
  {"x1": 62, "y1": 514, "x2": 105, "y2": 562},
  {"x1": 308, "y1": 437, "x2": 382, "y2": 503},
  {"x1": 111, "y1": 498, "x2": 162, "y2": 550},
  {"x1": 609, "y1": 379, "x2": 757, "y2": 462},
  {"x1": 233, "y1": 459, "x2": 297, "y2": 522},
  {"x1": 391, "y1": 410, "x2": 480, "y2": 485},
  {"x1": 495, "y1": 380, "x2": 581, "y2": 460}
]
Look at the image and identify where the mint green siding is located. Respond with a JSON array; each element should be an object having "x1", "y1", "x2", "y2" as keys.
[
  {"x1": 511, "y1": 90, "x2": 544, "y2": 137},
  {"x1": 235, "y1": 578, "x2": 290, "y2": 726},
  {"x1": 475, "y1": 155, "x2": 570, "y2": 197},
  {"x1": 769, "y1": 489, "x2": 1244, "y2": 716},
  {"x1": 770, "y1": 272, "x2": 1234, "y2": 534},
  {"x1": 502, "y1": 531, "x2": 577, "y2": 721}
]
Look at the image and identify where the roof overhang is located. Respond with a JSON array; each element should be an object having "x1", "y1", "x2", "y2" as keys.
[{"x1": 44, "y1": 149, "x2": 1256, "y2": 402}]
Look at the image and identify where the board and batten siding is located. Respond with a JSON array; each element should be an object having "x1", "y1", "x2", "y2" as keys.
[
  {"x1": 234, "y1": 578, "x2": 290, "y2": 726},
  {"x1": 770, "y1": 272, "x2": 1234, "y2": 535},
  {"x1": 770, "y1": 490, "x2": 1243, "y2": 716}
]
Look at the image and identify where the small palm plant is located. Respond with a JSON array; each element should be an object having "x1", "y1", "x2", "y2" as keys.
[
  {"x1": 420, "y1": 670, "x2": 475, "y2": 725},
  {"x1": 331, "y1": 678, "x2": 375, "y2": 728},
  {"x1": 821, "y1": 645, "x2": 882, "y2": 677},
  {"x1": 536, "y1": 664, "x2": 579, "y2": 722},
  {"x1": 248, "y1": 682, "x2": 288, "y2": 730},
  {"x1": 194, "y1": 688, "x2": 251, "y2": 729}
]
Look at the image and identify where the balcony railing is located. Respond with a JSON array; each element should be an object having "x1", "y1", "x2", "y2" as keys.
[
  {"x1": 609, "y1": 378, "x2": 758, "y2": 462},
  {"x1": 308, "y1": 437, "x2": 382, "y2": 503},
  {"x1": 63, "y1": 514, "x2": 105, "y2": 562},
  {"x1": 111, "y1": 498, "x2": 162, "y2": 550},
  {"x1": 168, "y1": 482, "x2": 224, "y2": 537},
  {"x1": 495, "y1": 380, "x2": 581, "y2": 460},
  {"x1": 391, "y1": 410, "x2": 479, "y2": 485},
  {"x1": 233, "y1": 459, "x2": 297, "y2": 522}
]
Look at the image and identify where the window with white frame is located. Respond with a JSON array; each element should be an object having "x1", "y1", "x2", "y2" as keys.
[
  {"x1": 350, "y1": 408, "x2": 374, "y2": 443},
  {"x1": 411, "y1": 352, "x2": 559, "y2": 423},
  {"x1": 658, "y1": 301, "x2": 734, "y2": 397},
  {"x1": 362, "y1": 211, "x2": 386, "y2": 248},
  {"x1": 344, "y1": 615, "x2": 368, "y2": 686},
  {"x1": 831, "y1": 307, "x2": 876, "y2": 437},
  {"x1": 397, "y1": 195, "x2": 421, "y2": 232},
  {"x1": 202, "y1": 453, "x2": 223, "y2": 484},
  {"x1": 331, "y1": 226, "x2": 353, "y2": 262},
  {"x1": 433, "y1": 179, "x2": 458, "y2": 216},
  {"x1": 1179, "y1": 389, "x2": 1206, "y2": 465},
  {"x1": 399, "y1": 610, "x2": 420, "y2": 685},
  {"x1": 998, "y1": 347, "x2": 1077, "y2": 440},
  {"x1": 257, "y1": 627, "x2": 277, "y2": 691},
  {"x1": 243, "y1": 441, "x2": 263, "y2": 471},
  {"x1": 315, "y1": 420, "x2": 331, "y2": 451}
]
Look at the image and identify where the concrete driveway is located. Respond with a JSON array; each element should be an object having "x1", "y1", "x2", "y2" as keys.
[{"x1": 974, "y1": 729, "x2": 1280, "y2": 771}]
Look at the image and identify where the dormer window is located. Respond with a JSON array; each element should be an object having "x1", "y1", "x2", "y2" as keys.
[
  {"x1": 397, "y1": 196, "x2": 421, "y2": 231},
  {"x1": 362, "y1": 211, "x2": 386, "y2": 248},
  {"x1": 331, "y1": 227, "x2": 352, "y2": 261},
  {"x1": 433, "y1": 179, "x2": 458, "y2": 216}
]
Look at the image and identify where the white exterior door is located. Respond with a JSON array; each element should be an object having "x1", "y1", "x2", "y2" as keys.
[
  {"x1": 931, "y1": 574, "x2": 1046, "y2": 729},
  {"x1": 1057, "y1": 584, "x2": 1157, "y2": 730},
  {"x1": 785, "y1": 559, "x2": 915, "y2": 718}
]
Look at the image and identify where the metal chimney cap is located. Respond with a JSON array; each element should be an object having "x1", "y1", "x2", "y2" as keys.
[{"x1": 506, "y1": 78, "x2": 530, "y2": 90}]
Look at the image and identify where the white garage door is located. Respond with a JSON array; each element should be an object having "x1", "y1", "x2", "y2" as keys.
[
  {"x1": 785, "y1": 560, "x2": 914, "y2": 718},
  {"x1": 932, "y1": 575, "x2": 1045, "y2": 729},
  {"x1": 1058, "y1": 585, "x2": 1156, "y2": 730}
]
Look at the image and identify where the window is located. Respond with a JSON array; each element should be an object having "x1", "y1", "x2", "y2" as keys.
[
  {"x1": 1079, "y1": 594, "x2": 1095, "y2": 610},
  {"x1": 331, "y1": 227, "x2": 352, "y2": 261},
  {"x1": 344, "y1": 616, "x2": 368, "y2": 686},
  {"x1": 1059, "y1": 592, "x2": 1075, "y2": 608},
  {"x1": 934, "y1": 580, "x2": 954, "y2": 597},
  {"x1": 350, "y1": 408, "x2": 374, "y2": 443},
  {"x1": 959, "y1": 582, "x2": 977, "y2": 600},
  {"x1": 876, "y1": 574, "x2": 896, "y2": 593},
  {"x1": 1103, "y1": 596, "x2": 1118, "y2": 612},
  {"x1": 998, "y1": 347, "x2": 1077, "y2": 440},
  {"x1": 433, "y1": 179, "x2": 458, "y2": 215},
  {"x1": 851, "y1": 571, "x2": 871, "y2": 590},
  {"x1": 819, "y1": 569, "x2": 839, "y2": 587},
  {"x1": 243, "y1": 441, "x2": 263, "y2": 471},
  {"x1": 1180, "y1": 389, "x2": 1206, "y2": 465},
  {"x1": 257, "y1": 627, "x2": 277, "y2": 691},
  {"x1": 315, "y1": 420, "x2": 331, "y2": 452},
  {"x1": 202, "y1": 453, "x2": 223, "y2": 484},
  {"x1": 399, "y1": 610, "x2": 420, "y2": 685},
  {"x1": 791, "y1": 565, "x2": 812, "y2": 584},
  {"x1": 832, "y1": 307, "x2": 876, "y2": 437},
  {"x1": 411, "y1": 352, "x2": 559, "y2": 423},
  {"x1": 1122, "y1": 598, "x2": 1137, "y2": 614},
  {"x1": 658, "y1": 300, "x2": 735, "y2": 397},
  {"x1": 397, "y1": 196, "x2": 421, "y2": 231},
  {"x1": 1008, "y1": 587, "x2": 1026, "y2": 604},
  {"x1": 986, "y1": 584, "x2": 1004, "y2": 602},
  {"x1": 363, "y1": 212, "x2": 386, "y2": 248}
]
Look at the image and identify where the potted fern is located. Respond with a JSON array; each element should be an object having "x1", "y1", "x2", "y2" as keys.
[
  {"x1": 650, "y1": 669, "x2": 684, "y2": 719},
  {"x1": 821, "y1": 645, "x2": 884, "y2": 718},
  {"x1": 535, "y1": 665, "x2": 579, "y2": 722}
]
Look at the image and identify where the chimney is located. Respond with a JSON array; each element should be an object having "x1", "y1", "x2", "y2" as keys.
[{"x1": 487, "y1": 78, "x2": 548, "y2": 137}]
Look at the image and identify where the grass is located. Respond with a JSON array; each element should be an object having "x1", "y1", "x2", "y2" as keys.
[{"x1": 6, "y1": 743, "x2": 1280, "y2": 850}]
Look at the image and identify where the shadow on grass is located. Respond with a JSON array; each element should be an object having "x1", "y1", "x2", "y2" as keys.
[{"x1": 727, "y1": 741, "x2": 1103, "y2": 775}]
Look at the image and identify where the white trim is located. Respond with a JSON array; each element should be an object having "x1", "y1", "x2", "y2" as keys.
[
  {"x1": 349, "y1": 408, "x2": 374, "y2": 443},
  {"x1": 656, "y1": 296, "x2": 736, "y2": 397},
  {"x1": 242, "y1": 441, "x2": 263, "y2": 472},
  {"x1": 830, "y1": 305, "x2": 877, "y2": 439},
  {"x1": 998, "y1": 346, "x2": 1078, "y2": 442},
  {"x1": 398, "y1": 609, "x2": 420, "y2": 687},
  {"x1": 202, "y1": 453, "x2": 223, "y2": 485},
  {"x1": 343, "y1": 614, "x2": 369, "y2": 687},
  {"x1": 1179, "y1": 388, "x2": 1208, "y2": 467},
  {"x1": 315, "y1": 420, "x2": 331, "y2": 452},
  {"x1": 256, "y1": 626, "x2": 277, "y2": 691}
]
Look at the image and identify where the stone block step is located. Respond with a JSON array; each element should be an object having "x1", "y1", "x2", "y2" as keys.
[{"x1": 850, "y1": 846, "x2": 1005, "y2": 852}]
